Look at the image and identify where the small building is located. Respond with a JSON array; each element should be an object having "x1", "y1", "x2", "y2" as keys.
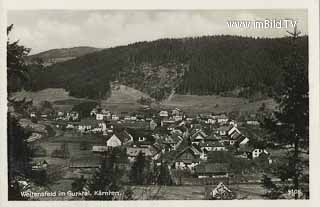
[
  {"x1": 238, "y1": 145, "x2": 269, "y2": 159},
  {"x1": 227, "y1": 126, "x2": 241, "y2": 137},
  {"x1": 162, "y1": 134, "x2": 183, "y2": 151},
  {"x1": 214, "y1": 126, "x2": 231, "y2": 136},
  {"x1": 209, "y1": 182, "x2": 235, "y2": 200},
  {"x1": 159, "y1": 110, "x2": 169, "y2": 118},
  {"x1": 190, "y1": 129, "x2": 208, "y2": 145},
  {"x1": 195, "y1": 163, "x2": 229, "y2": 178},
  {"x1": 246, "y1": 120, "x2": 260, "y2": 126},
  {"x1": 213, "y1": 114, "x2": 228, "y2": 124},
  {"x1": 106, "y1": 134, "x2": 122, "y2": 147},
  {"x1": 105, "y1": 130, "x2": 133, "y2": 147},
  {"x1": 30, "y1": 112, "x2": 37, "y2": 118},
  {"x1": 174, "y1": 146, "x2": 202, "y2": 170},
  {"x1": 149, "y1": 119, "x2": 157, "y2": 130},
  {"x1": 126, "y1": 145, "x2": 161, "y2": 162},
  {"x1": 200, "y1": 141, "x2": 226, "y2": 152},
  {"x1": 31, "y1": 160, "x2": 48, "y2": 171},
  {"x1": 92, "y1": 145, "x2": 109, "y2": 152}
]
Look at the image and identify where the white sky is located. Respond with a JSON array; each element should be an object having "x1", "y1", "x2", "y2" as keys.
[{"x1": 7, "y1": 10, "x2": 308, "y2": 54}]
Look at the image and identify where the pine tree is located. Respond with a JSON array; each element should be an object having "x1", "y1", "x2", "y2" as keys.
[
  {"x1": 263, "y1": 26, "x2": 308, "y2": 199},
  {"x1": 7, "y1": 24, "x2": 33, "y2": 200},
  {"x1": 7, "y1": 24, "x2": 31, "y2": 93},
  {"x1": 129, "y1": 152, "x2": 147, "y2": 185},
  {"x1": 86, "y1": 151, "x2": 124, "y2": 200}
]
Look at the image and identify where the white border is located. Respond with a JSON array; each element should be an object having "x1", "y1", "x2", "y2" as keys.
[{"x1": 0, "y1": 1, "x2": 319, "y2": 207}]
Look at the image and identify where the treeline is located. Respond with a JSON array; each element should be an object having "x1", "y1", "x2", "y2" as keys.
[{"x1": 28, "y1": 35, "x2": 308, "y2": 99}]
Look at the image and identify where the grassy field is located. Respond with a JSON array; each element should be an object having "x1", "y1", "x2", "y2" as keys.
[
  {"x1": 160, "y1": 94, "x2": 276, "y2": 115},
  {"x1": 12, "y1": 87, "x2": 277, "y2": 114},
  {"x1": 130, "y1": 184, "x2": 266, "y2": 200}
]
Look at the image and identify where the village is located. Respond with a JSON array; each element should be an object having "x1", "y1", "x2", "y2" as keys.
[{"x1": 11, "y1": 97, "x2": 284, "y2": 200}]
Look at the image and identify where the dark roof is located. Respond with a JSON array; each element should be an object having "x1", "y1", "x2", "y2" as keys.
[
  {"x1": 78, "y1": 118, "x2": 104, "y2": 126},
  {"x1": 234, "y1": 135, "x2": 248, "y2": 144},
  {"x1": 195, "y1": 163, "x2": 229, "y2": 174},
  {"x1": 215, "y1": 125, "x2": 232, "y2": 132},
  {"x1": 238, "y1": 145, "x2": 254, "y2": 152},
  {"x1": 164, "y1": 133, "x2": 183, "y2": 144},
  {"x1": 175, "y1": 146, "x2": 201, "y2": 162},
  {"x1": 205, "y1": 133, "x2": 222, "y2": 141},
  {"x1": 126, "y1": 145, "x2": 160, "y2": 157},
  {"x1": 199, "y1": 141, "x2": 224, "y2": 147},
  {"x1": 190, "y1": 129, "x2": 207, "y2": 141}
]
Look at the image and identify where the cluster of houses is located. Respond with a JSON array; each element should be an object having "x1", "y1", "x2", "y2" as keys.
[
  {"x1": 30, "y1": 103, "x2": 269, "y2": 181},
  {"x1": 76, "y1": 107, "x2": 270, "y2": 181}
]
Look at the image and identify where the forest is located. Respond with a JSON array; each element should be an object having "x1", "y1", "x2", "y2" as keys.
[{"x1": 27, "y1": 35, "x2": 308, "y2": 100}]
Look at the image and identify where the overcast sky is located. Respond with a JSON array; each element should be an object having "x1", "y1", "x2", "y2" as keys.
[{"x1": 8, "y1": 10, "x2": 307, "y2": 54}]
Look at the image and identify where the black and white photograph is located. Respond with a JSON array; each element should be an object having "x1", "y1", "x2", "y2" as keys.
[{"x1": 1, "y1": 0, "x2": 319, "y2": 205}]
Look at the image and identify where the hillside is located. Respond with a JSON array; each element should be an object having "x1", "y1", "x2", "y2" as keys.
[
  {"x1": 25, "y1": 46, "x2": 102, "y2": 66},
  {"x1": 28, "y1": 35, "x2": 308, "y2": 100}
]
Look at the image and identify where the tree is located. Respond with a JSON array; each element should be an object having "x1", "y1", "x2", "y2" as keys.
[
  {"x1": 86, "y1": 150, "x2": 125, "y2": 200},
  {"x1": 7, "y1": 24, "x2": 31, "y2": 93},
  {"x1": 262, "y1": 26, "x2": 308, "y2": 199},
  {"x1": 129, "y1": 152, "x2": 147, "y2": 185},
  {"x1": 71, "y1": 101, "x2": 98, "y2": 118},
  {"x1": 71, "y1": 175, "x2": 87, "y2": 192},
  {"x1": 7, "y1": 115, "x2": 32, "y2": 177}
]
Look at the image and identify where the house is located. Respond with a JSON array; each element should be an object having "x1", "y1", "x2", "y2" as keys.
[
  {"x1": 30, "y1": 112, "x2": 37, "y2": 118},
  {"x1": 205, "y1": 133, "x2": 222, "y2": 142},
  {"x1": 105, "y1": 130, "x2": 133, "y2": 147},
  {"x1": 235, "y1": 135, "x2": 250, "y2": 146},
  {"x1": 111, "y1": 114, "x2": 120, "y2": 121},
  {"x1": 159, "y1": 110, "x2": 169, "y2": 118},
  {"x1": 171, "y1": 108, "x2": 182, "y2": 116},
  {"x1": 126, "y1": 145, "x2": 161, "y2": 162},
  {"x1": 78, "y1": 118, "x2": 104, "y2": 133},
  {"x1": 213, "y1": 114, "x2": 228, "y2": 124},
  {"x1": 190, "y1": 129, "x2": 208, "y2": 145},
  {"x1": 130, "y1": 130, "x2": 155, "y2": 146},
  {"x1": 68, "y1": 111, "x2": 79, "y2": 121},
  {"x1": 173, "y1": 115, "x2": 183, "y2": 121},
  {"x1": 149, "y1": 119, "x2": 157, "y2": 130},
  {"x1": 161, "y1": 119, "x2": 175, "y2": 128},
  {"x1": 246, "y1": 120, "x2": 260, "y2": 126},
  {"x1": 162, "y1": 133, "x2": 183, "y2": 151},
  {"x1": 174, "y1": 146, "x2": 202, "y2": 170},
  {"x1": 106, "y1": 134, "x2": 122, "y2": 147},
  {"x1": 31, "y1": 160, "x2": 48, "y2": 171},
  {"x1": 26, "y1": 132, "x2": 42, "y2": 143},
  {"x1": 57, "y1": 111, "x2": 64, "y2": 117},
  {"x1": 199, "y1": 141, "x2": 226, "y2": 152},
  {"x1": 238, "y1": 145, "x2": 269, "y2": 159},
  {"x1": 90, "y1": 108, "x2": 98, "y2": 116},
  {"x1": 209, "y1": 182, "x2": 235, "y2": 200},
  {"x1": 252, "y1": 148, "x2": 269, "y2": 159},
  {"x1": 66, "y1": 123, "x2": 75, "y2": 129},
  {"x1": 96, "y1": 113, "x2": 104, "y2": 120},
  {"x1": 195, "y1": 163, "x2": 229, "y2": 178},
  {"x1": 207, "y1": 118, "x2": 217, "y2": 124},
  {"x1": 92, "y1": 145, "x2": 109, "y2": 152},
  {"x1": 214, "y1": 126, "x2": 231, "y2": 136},
  {"x1": 227, "y1": 126, "x2": 241, "y2": 137}
]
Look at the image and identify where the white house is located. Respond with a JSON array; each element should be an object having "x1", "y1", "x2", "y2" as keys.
[
  {"x1": 106, "y1": 134, "x2": 122, "y2": 147},
  {"x1": 227, "y1": 126, "x2": 241, "y2": 136},
  {"x1": 159, "y1": 110, "x2": 169, "y2": 118},
  {"x1": 111, "y1": 114, "x2": 119, "y2": 121},
  {"x1": 96, "y1": 113, "x2": 104, "y2": 120},
  {"x1": 252, "y1": 149, "x2": 268, "y2": 159}
]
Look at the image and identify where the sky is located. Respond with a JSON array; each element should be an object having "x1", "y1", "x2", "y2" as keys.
[{"x1": 7, "y1": 10, "x2": 308, "y2": 54}]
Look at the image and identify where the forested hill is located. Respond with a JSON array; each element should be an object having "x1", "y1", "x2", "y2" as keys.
[
  {"x1": 25, "y1": 46, "x2": 101, "y2": 66},
  {"x1": 28, "y1": 35, "x2": 308, "y2": 100}
]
